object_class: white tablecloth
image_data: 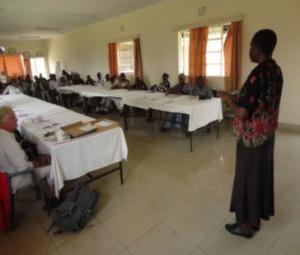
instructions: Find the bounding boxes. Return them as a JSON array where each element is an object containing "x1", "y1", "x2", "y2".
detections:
[
  {"x1": 0, "y1": 94, "x2": 128, "y2": 196},
  {"x1": 60, "y1": 86, "x2": 223, "y2": 132}
]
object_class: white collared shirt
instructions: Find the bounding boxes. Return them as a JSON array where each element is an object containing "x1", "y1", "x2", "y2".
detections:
[
  {"x1": 2, "y1": 85, "x2": 22, "y2": 95},
  {"x1": 0, "y1": 129, "x2": 33, "y2": 174}
]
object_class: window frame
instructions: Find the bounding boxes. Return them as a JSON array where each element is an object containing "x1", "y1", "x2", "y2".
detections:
[
  {"x1": 178, "y1": 23, "x2": 229, "y2": 77},
  {"x1": 30, "y1": 57, "x2": 47, "y2": 78},
  {"x1": 116, "y1": 40, "x2": 135, "y2": 75}
]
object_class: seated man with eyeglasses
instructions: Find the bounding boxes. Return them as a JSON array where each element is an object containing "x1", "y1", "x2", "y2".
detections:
[{"x1": 0, "y1": 106, "x2": 51, "y2": 194}]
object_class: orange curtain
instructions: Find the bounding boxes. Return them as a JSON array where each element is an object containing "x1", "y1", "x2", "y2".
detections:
[
  {"x1": 224, "y1": 21, "x2": 242, "y2": 92},
  {"x1": 0, "y1": 56, "x2": 5, "y2": 73},
  {"x1": 108, "y1": 43, "x2": 118, "y2": 76},
  {"x1": 134, "y1": 38, "x2": 143, "y2": 79},
  {"x1": 23, "y1": 58, "x2": 32, "y2": 77},
  {"x1": 188, "y1": 27, "x2": 208, "y2": 84},
  {"x1": 3, "y1": 54, "x2": 25, "y2": 79}
]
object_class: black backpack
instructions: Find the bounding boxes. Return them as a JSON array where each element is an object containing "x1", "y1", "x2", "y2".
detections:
[{"x1": 47, "y1": 183, "x2": 99, "y2": 234}]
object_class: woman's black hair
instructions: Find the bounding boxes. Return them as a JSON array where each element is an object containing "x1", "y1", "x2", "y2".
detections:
[{"x1": 252, "y1": 29, "x2": 277, "y2": 56}]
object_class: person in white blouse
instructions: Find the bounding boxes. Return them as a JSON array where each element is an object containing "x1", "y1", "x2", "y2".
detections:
[
  {"x1": 95, "y1": 72, "x2": 105, "y2": 87},
  {"x1": 0, "y1": 106, "x2": 51, "y2": 193},
  {"x1": 2, "y1": 78, "x2": 23, "y2": 95}
]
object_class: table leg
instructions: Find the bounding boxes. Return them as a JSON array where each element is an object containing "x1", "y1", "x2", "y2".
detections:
[
  {"x1": 190, "y1": 133, "x2": 193, "y2": 152},
  {"x1": 119, "y1": 161, "x2": 124, "y2": 184}
]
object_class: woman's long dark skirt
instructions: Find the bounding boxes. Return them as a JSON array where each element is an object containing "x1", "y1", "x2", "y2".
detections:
[{"x1": 230, "y1": 135, "x2": 275, "y2": 228}]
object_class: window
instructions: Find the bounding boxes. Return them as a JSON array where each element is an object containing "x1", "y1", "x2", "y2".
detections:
[
  {"x1": 206, "y1": 25, "x2": 228, "y2": 76},
  {"x1": 117, "y1": 41, "x2": 134, "y2": 74},
  {"x1": 30, "y1": 57, "x2": 47, "y2": 78},
  {"x1": 178, "y1": 31, "x2": 190, "y2": 76},
  {"x1": 178, "y1": 24, "x2": 229, "y2": 77}
]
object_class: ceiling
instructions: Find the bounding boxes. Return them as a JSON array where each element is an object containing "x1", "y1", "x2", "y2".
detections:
[{"x1": 0, "y1": 0, "x2": 164, "y2": 40}]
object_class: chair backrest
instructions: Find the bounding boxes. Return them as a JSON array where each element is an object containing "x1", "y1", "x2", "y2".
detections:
[{"x1": 0, "y1": 172, "x2": 12, "y2": 231}]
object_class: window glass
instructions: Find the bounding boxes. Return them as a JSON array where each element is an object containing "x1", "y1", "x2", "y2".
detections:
[
  {"x1": 117, "y1": 41, "x2": 134, "y2": 74},
  {"x1": 178, "y1": 23, "x2": 230, "y2": 77},
  {"x1": 30, "y1": 57, "x2": 47, "y2": 78}
]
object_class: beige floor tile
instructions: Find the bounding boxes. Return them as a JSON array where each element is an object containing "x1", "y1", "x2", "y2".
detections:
[
  {"x1": 95, "y1": 187, "x2": 137, "y2": 222},
  {"x1": 102, "y1": 204, "x2": 159, "y2": 246},
  {"x1": 191, "y1": 182, "x2": 231, "y2": 218},
  {"x1": 160, "y1": 169, "x2": 218, "y2": 200},
  {"x1": 118, "y1": 171, "x2": 161, "y2": 202},
  {"x1": 127, "y1": 223, "x2": 195, "y2": 255},
  {"x1": 200, "y1": 224, "x2": 272, "y2": 255},
  {"x1": 117, "y1": 248, "x2": 133, "y2": 255},
  {"x1": 253, "y1": 211, "x2": 291, "y2": 245},
  {"x1": 274, "y1": 214, "x2": 300, "y2": 255},
  {"x1": 132, "y1": 185, "x2": 187, "y2": 220},
  {"x1": 277, "y1": 151, "x2": 300, "y2": 176},
  {"x1": 49, "y1": 251, "x2": 61, "y2": 255},
  {"x1": 136, "y1": 166, "x2": 177, "y2": 187},
  {"x1": 58, "y1": 223, "x2": 124, "y2": 255},
  {"x1": 49, "y1": 216, "x2": 100, "y2": 248},
  {"x1": 164, "y1": 201, "x2": 223, "y2": 245},
  {"x1": 190, "y1": 247, "x2": 209, "y2": 255},
  {"x1": 266, "y1": 247, "x2": 289, "y2": 255},
  {"x1": 0, "y1": 220, "x2": 56, "y2": 255}
]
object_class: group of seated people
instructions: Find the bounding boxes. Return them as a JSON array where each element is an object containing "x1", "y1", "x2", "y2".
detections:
[{"x1": 1, "y1": 70, "x2": 215, "y2": 132}]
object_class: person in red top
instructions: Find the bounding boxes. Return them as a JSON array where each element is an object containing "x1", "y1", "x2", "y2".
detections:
[{"x1": 218, "y1": 29, "x2": 283, "y2": 238}]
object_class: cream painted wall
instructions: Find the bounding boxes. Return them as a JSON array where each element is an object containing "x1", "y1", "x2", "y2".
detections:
[
  {"x1": 0, "y1": 39, "x2": 47, "y2": 58},
  {"x1": 47, "y1": 0, "x2": 300, "y2": 126}
]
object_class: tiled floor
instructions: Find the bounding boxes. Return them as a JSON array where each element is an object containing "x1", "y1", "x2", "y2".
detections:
[{"x1": 1, "y1": 113, "x2": 300, "y2": 255}]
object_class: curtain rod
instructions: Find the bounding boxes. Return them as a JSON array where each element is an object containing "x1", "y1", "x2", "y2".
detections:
[
  {"x1": 108, "y1": 34, "x2": 140, "y2": 44},
  {"x1": 174, "y1": 15, "x2": 243, "y2": 31}
]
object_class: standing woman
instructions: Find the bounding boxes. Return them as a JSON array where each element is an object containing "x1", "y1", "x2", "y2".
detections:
[{"x1": 218, "y1": 29, "x2": 283, "y2": 238}]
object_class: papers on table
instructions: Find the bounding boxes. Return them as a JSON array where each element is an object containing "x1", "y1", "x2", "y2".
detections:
[
  {"x1": 79, "y1": 124, "x2": 97, "y2": 132},
  {"x1": 94, "y1": 120, "x2": 115, "y2": 128}
]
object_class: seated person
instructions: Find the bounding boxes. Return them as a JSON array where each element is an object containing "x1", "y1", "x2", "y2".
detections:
[
  {"x1": 41, "y1": 77, "x2": 51, "y2": 101},
  {"x1": 148, "y1": 73, "x2": 171, "y2": 121},
  {"x1": 72, "y1": 73, "x2": 84, "y2": 85},
  {"x1": 49, "y1": 74, "x2": 60, "y2": 103},
  {"x1": 97, "y1": 75, "x2": 118, "y2": 113},
  {"x1": 158, "y1": 73, "x2": 171, "y2": 92},
  {"x1": 0, "y1": 71, "x2": 7, "y2": 84},
  {"x1": 85, "y1": 75, "x2": 95, "y2": 85},
  {"x1": 150, "y1": 73, "x2": 171, "y2": 92},
  {"x1": 167, "y1": 73, "x2": 190, "y2": 95},
  {"x1": 101, "y1": 73, "x2": 113, "y2": 90},
  {"x1": 0, "y1": 106, "x2": 51, "y2": 194},
  {"x1": 192, "y1": 75, "x2": 214, "y2": 99},
  {"x1": 61, "y1": 70, "x2": 73, "y2": 85},
  {"x1": 111, "y1": 73, "x2": 131, "y2": 89},
  {"x1": 161, "y1": 74, "x2": 190, "y2": 131},
  {"x1": 32, "y1": 75, "x2": 43, "y2": 99},
  {"x1": 2, "y1": 78, "x2": 23, "y2": 95},
  {"x1": 95, "y1": 72, "x2": 105, "y2": 86},
  {"x1": 59, "y1": 76, "x2": 73, "y2": 108},
  {"x1": 130, "y1": 77, "x2": 147, "y2": 90},
  {"x1": 22, "y1": 74, "x2": 33, "y2": 96}
]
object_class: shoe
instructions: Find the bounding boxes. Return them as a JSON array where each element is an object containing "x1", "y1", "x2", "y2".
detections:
[{"x1": 225, "y1": 223, "x2": 255, "y2": 238}]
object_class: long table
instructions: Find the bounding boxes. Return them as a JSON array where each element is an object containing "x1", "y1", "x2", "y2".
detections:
[
  {"x1": 59, "y1": 85, "x2": 223, "y2": 131},
  {"x1": 60, "y1": 85, "x2": 223, "y2": 151},
  {"x1": 0, "y1": 94, "x2": 128, "y2": 196}
]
